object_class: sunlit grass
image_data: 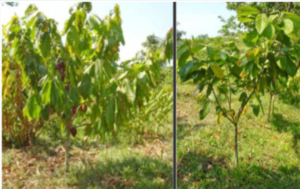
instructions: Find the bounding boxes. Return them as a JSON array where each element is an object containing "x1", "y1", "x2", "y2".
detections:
[{"x1": 177, "y1": 80, "x2": 300, "y2": 188}]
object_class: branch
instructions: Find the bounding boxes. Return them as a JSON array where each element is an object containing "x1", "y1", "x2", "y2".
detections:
[
  {"x1": 237, "y1": 65, "x2": 265, "y2": 120},
  {"x1": 211, "y1": 83, "x2": 235, "y2": 125},
  {"x1": 226, "y1": 63, "x2": 232, "y2": 109}
]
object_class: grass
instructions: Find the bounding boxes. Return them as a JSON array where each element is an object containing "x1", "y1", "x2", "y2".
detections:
[
  {"x1": 2, "y1": 67, "x2": 173, "y2": 189},
  {"x1": 177, "y1": 80, "x2": 300, "y2": 188}
]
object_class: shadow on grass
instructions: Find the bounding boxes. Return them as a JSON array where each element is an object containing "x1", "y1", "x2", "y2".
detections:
[
  {"x1": 72, "y1": 156, "x2": 172, "y2": 189},
  {"x1": 177, "y1": 151, "x2": 300, "y2": 189},
  {"x1": 271, "y1": 113, "x2": 300, "y2": 160},
  {"x1": 177, "y1": 122, "x2": 208, "y2": 140}
]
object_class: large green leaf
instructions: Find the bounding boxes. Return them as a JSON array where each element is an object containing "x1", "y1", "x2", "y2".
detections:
[
  {"x1": 286, "y1": 57, "x2": 297, "y2": 77},
  {"x1": 179, "y1": 61, "x2": 196, "y2": 82},
  {"x1": 276, "y1": 56, "x2": 287, "y2": 71},
  {"x1": 262, "y1": 23, "x2": 275, "y2": 40},
  {"x1": 23, "y1": 94, "x2": 42, "y2": 121},
  {"x1": 24, "y1": 4, "x2": 38, "y2": 18},
  {"x1": 256, "y1": 14, "x2": 268, "y2": 34},
  {"x1": 91, "y1": 104, "x2": 100, "y2": 125},
  {"x1": 123, "y1": 78, "x2": 136, "y2": 103},
  {"x1": 38, "y1": 32, "x2": 51, "y2": 59},
  {"x1": 199, "y1": 101, "x2": 211, "y2": 120},
  {"x1": 237, "y1": 6, "x2": 260, "y2": 16},
  {"x1": 284, "y1": 12, "x2": 300, "y2": 32},
  {"x1": 79, "y1": 74, "x2": 92, "y2": 98},
  {"x1": 211, "y1": 64, "x2": 224, "y2": 79},
  {"x1": 206, "y1": 46, "x2": 214, "y2": 60},
  {"x1": 41, "y1": 79, "x2": 52, "y2": 105},
  {"x1": 106, "y1": 98, "x2": 115, "y2": 128},
  {"x1": 283, "y1": 19, "x2": 294, "y2": 35},
  {"x1": 250, "y1": 104, "x2": 260, "y2": 116},
  {"x1": 62, "y1": 14, "x2": 75, "y2": 35}
]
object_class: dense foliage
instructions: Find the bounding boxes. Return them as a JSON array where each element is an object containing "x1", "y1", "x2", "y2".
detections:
[{"x1": 2, "y1": 2, "x2": 173, "y2": 171}]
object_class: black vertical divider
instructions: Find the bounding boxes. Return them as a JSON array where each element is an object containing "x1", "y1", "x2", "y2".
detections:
[{"x1": 173, "y1": 2, "x2": 177, "y2": 189}]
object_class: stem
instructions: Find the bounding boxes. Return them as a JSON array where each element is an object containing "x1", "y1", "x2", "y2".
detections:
[
  {"x1": 226, "y1": 63, "x2": 232, "y2": 110},
  {"x1": 65, "y1": 121, "x2": 71, "y2": 172},
  {"x1": 268, "y1": 93, "x2": 273, "y2": 122},
  {"x1": 272, "y1": 95, "x2": 275, "y2": 115},
  {"x1": 237, "y1": 65, "x2": 266, "y2": 121},
  {"x1": 234, "y1": 123, "x2": 239, "y2": 166},
  {"x1": 211, "y1": 84, "x2": 235, "y2": 125}
]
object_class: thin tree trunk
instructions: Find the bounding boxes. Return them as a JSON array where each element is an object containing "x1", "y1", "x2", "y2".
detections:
[
  {"x1": 65, "y1": 122, "x2": 71, "y2": 172},
  {"x1": 234, "y1": 123, "x2": 239, "y2": 166},
  {"x1": 272, "y1": 95, "x2": 275, "y2": 115},
  {"x1": 268, "y1": 93, "x2": 273, "y2": 122}
]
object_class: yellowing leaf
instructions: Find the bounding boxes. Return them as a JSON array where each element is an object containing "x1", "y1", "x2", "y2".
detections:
[
  {"x1": 217, "y1": 111, "x2": 223, "y2": 124},
  {"x1": 226, "y1": 110, "x2": 235, "y2": 118},
  {"x1": 243, "y1": 106, "x2": 248, "y2": 114},
  {"x1": 240, "y1": 70, "x2": 245, "y2": 78},
  {"x1": 234, "y1": 115, "x2": 239, "y2": 124},
  {"x1": 253, "y1": 48, "x2": 261, "y2": 56},
  {"x1": 211, "y1": 64, "x2": 224, "y2": 79}
]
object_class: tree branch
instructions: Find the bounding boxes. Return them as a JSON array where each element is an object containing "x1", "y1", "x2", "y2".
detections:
[
  {"x1": 237, "y1": 66, "x2": 265, "y2": 120},
  {"x1": 210, "y1": 83, "x2": 235, "y2": 125},
  {"x1": 226, "y1": 63, "x2": 232, "y2": 109}
]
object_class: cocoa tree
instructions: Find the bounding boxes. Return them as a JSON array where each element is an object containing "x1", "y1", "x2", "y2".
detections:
[
  {"x1": 178, "y1": 5, "x2": 300, "y2": 165},
  {"x1": 2, "y1": 2, "x2": 172, "y2": 171}
]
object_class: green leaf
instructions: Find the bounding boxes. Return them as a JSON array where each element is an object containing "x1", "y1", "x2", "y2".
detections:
[
  {"x1": 91, "y1": 104, "x2": 100, "y2": 125},
  {"x1": 283, "y1": 19, "x2": 294, "y2": 34},
  {"x1": 250, "y1": 104, "x2": 260, "y2": 116},
  {"x1": 256, "y1": 14, "x2": 268, "y2": 34},
  {"x1": 23, "y1": 94, "x2": 42, "y2": 120},
  {"x1": 62, "y1": 14, "x2": 75, "y2": 35},
  {"x1": 286, "y1": 57, "x2": 297, "y2": 77},
  {"x1": 38, "y1": 32, "x2": 51, "y2": 59},
  {"x1": 80, "y1": 74, "x2": 92, "y2": 98},
  {"x1": 268, "y1": 14, "x2": 278, "y2": 23},
  {"x1": 24, "y1": 4, "x2": 38, "y2": 18},
  {"x1": 284, "y1": 12, "x2": 300, "y2": 32},
  {"x1": 206, "y1": 46, "x2": 214, "y2": 60},
  {"x1": 276, "y1": 56, "x2": 287, "y2": 70},
  {"x1": 106, "y1": 98, "x2": 115, "y2": 127},
  {"x1": 239, "y1": 92, "x2": 247, "y2": 102},
  {"x1": 179, "y1": 61, "x2": 196, "y2": 82},
  {"x1": 211, "y1": 64, "x2": 224, "y2": 79},
  {"x1": 237, "y1": 6, "x2": 260, "y2": 16},
  {"x1": 41, "y1": 79, "x2": 52, "y2": 105},
  {"x1": 123, "y1": 78, "x2": 136, "y2": 103},
  {"x1": 199, "y1": 101, "x2": 211, "y2": 120},
  {"x1": 238, "y1": 16, "x2": 254, "y2": 23},
  {"x1": 262, "y1": 23, "x2": 275, "y2": 40}
]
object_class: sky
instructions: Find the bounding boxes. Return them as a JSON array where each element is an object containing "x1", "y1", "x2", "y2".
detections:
[
  {"x1": 1, "y1": 2, "x2": 172, "y2": 62},
  {"x1": 178, "y1": 2, "x2": 236, "y2": 38}
]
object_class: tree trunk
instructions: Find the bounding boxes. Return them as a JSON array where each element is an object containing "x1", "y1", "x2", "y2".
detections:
[
  {"x1": 65, "y1": 122, "x2": 71, "y2": 172},
  {"x1": 234, "y1": 123, "x2": 239, "y2": 166},
  {"x1": 268, "y1": 93, "x2": 273, "y2": 122},
  {"x1": 272, "y1": 95, "x2": 275, "y2": 115}
]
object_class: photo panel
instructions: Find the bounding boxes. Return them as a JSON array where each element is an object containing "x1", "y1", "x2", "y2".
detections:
[
  {"x1": 177, "y1": 2, "x2": 300, "y2": 188},
  {"x1": 2, "y1": 2, "x2": 174, "y2": 188}
]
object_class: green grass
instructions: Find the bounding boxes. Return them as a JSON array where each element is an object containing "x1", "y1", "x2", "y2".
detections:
[
  {"x1": 2, "y1": 67, "x2": 173, "y2": 189},
  {"x1": 177, "y1": 80, "x2": 300, "y2": 188},
  {"x1": 3, "y1": 133, "x2": 172, "y2": 188}
]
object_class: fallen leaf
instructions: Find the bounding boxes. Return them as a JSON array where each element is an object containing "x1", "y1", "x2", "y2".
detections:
[{"x1": 214, "y1": 133, "x2": 220, "y2": 140}]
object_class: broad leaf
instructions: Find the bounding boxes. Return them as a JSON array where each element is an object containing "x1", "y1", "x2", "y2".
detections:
[
  {"x1": 211, "y1": 64, "x2": 224, "y2": 79},
  {"x1": 256, "y1": 14, "x2": 268, "y2": 34},
  {"x1": 199, "y1": 101, "x2": 211, "y2": 120}
]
